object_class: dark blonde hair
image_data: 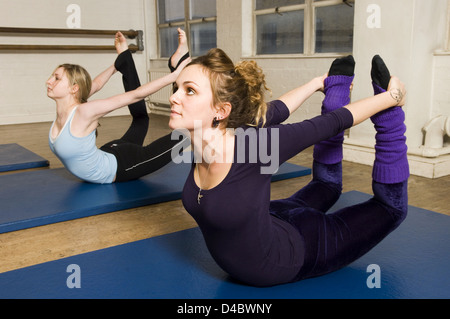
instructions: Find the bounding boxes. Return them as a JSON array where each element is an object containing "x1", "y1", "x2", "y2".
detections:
[
  {"x1": 189, "y1": 48, "x2": 270, "y2": 128},
  {"x1": 58, "y1": 64, "x2": 92, "y2": 103}
]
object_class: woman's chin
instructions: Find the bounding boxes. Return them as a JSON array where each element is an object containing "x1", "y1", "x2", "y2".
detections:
[{"x1": 168, "y1": 119, "x2": 176, "y2": 130}]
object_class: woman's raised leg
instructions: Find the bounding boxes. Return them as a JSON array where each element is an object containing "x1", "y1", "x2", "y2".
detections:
[
  {"x1": 270, "y1": 56, "x2": 355, "y2": 214},
  {"x1": 291, "y1": 56, "x2": 408, "y2": 281},
  {"x1": 112, "y1": 32, "x2": 149, "y2": 145},
  {"x1": 168, "y1": 28, "x2": 190, "y2": 72}
]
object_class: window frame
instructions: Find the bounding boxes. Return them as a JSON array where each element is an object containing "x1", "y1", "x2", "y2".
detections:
[
  {"x1": 253, "y1": 0, "x2": 354, "y2": 57},
  {"x1": 155, "y1": 0, "x2": 217, "y2": 58},
  {"x1": 446, "y1": 0, "x2": 450, "y2": 51}
]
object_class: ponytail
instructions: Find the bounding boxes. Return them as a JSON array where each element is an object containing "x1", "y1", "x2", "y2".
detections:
[{"x1": 234, "y1": 60, "x2": 270, "y2": 127}]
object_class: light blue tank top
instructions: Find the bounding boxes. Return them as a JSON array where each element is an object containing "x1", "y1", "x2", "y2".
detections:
[{"x1": 49, "y1": 107, "x2": 117, "y2": 184}]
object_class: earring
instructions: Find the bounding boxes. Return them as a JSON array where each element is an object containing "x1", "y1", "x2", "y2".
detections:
[{"x1": 212, "y1": 117, "x2": 220, "y2": 128}]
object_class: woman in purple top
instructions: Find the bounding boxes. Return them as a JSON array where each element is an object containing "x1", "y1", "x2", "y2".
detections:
[{"x1": 169, "y1": 43, "x2": 408, "y2": 286}]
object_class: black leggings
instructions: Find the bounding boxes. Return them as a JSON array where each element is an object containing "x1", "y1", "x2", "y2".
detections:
[{"x1": 100, "y1": 50, "x2": 189, "y2": 182}]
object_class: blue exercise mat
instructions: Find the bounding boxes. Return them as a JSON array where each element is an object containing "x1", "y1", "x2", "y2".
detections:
[
  {"x1": 0, "y1": 191, "x2": 448, "y2": 299},
  {"x1": 0, "y1": 143, "x2": 49, "y2": 172},
  {"x1": 0, "y1": 160, "x2": 310, "y2": 234}
]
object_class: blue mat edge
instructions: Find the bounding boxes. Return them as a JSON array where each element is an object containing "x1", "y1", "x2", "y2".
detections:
[
  {"x1": 0, "y1": 143, "x2": 49, "y2": 172},
  {"x1": 0, "y1": 160, "x2": 50, "y2": 172}
]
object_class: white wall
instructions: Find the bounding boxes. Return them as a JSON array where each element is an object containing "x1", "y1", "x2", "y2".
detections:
[
  {"x1": 349, "y1": 0, "x2": 448, "y2": 149},
  {"x1": 431, "y1": 54, "x2": 450, "y2": 120},
  {"x1": 345, "y1": 0, "x2": 450, "y2": 177},
  {"x1": 0, "y1": 0, "x2": 149, "y2": 125}
]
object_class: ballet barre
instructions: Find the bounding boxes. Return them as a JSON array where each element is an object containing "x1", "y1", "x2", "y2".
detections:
[{"x1": 0, "y1": 27, "x2": 144, "y2": 52}]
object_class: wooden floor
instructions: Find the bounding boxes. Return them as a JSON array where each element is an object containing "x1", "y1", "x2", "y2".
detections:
[{"x1": 0, "y1": 114, "x2": 449, "y2": 274}]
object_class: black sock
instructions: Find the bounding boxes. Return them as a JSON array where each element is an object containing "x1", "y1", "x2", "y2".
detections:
[
  {"x1": 371, "y1": 55, "x2": 390, "y2": 90},
  {"x1": 168, "y1": 52, "x2": 190, "y2": 72},
  {"x1": 328, "y1": 55, "x2": 355, "y2": 76}
]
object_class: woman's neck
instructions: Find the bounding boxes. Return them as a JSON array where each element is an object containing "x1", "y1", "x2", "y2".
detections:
[
  {"x1": 55, "y1": 97, "x2": 79, "y2": 119},
  {"x1": 191, "y1": 127, "x2": 235, "y2": 166}
]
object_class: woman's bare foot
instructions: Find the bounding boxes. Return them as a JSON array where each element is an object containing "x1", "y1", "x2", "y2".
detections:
[
  {"x1": 170, "y1": 28, "x2": 189, "y2": 69},
  {"x1": 115, "y1": 31, "x2": 129, "y2": 54}
]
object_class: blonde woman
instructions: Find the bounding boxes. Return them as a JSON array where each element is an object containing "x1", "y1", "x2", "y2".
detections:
[{"x1": 47, "y1": 32, "x2": 190, "y2": 183}]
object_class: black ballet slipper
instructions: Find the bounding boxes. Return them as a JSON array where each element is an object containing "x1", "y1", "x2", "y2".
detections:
[
  {"x1": 371, "y1": 55, "x2": 391, "y2": 91},
  {"x1": 168, "y1": 52, "x2": 190, "y2": 72},
  {"x1": 328, "y1": 55, "x2": 355, "y2": 77}
]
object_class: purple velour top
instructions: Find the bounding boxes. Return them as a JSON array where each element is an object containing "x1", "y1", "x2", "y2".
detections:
[{"x1": 182, "y1": 100, "x2": 354, "y2": 286}]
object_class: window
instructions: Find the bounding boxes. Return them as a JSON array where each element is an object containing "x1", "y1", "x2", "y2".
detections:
[
  {"x1": 254, "y1": 0, "x2": 354, "y2": 55},
  {"x1": 157, "y1": 0, "x2": 217, "y2": 58}
]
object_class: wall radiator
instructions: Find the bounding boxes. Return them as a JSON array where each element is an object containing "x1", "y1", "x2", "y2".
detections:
[{"x1": 148, "y1": 70, "x2": 172, "y2": 115}]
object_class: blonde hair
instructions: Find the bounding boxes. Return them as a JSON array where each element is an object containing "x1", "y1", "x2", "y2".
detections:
[
  {"x1": 57, "y1": 64, "x2": 92, "y2": 103},
  {"x1": 189, "y1": 48, "x2": 270, "y2": 128}
]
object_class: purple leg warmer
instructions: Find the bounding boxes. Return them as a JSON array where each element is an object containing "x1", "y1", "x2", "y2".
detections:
[
  {"x1": 313, "y1": 75, "x2": 354, "y2": 165},
  {"x1": 371, "y1": 83, "x2": 409, "y2": 184}
]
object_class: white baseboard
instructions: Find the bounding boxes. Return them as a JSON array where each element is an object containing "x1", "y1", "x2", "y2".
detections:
[{"x1": 343, "y1": 141, "x2": 450, "y2": 179}]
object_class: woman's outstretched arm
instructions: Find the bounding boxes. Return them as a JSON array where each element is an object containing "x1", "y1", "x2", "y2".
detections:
[
  {"x1": 89, "y1": 65, "x2": 117, "y2": 97},
  {"x1": 80, "y1": 57, "x2": 191, "y2": 121},
  {"x1": 345, "y1": 76, "x2": 406, "y2": 126},
  {"x1": 277, "y1": 74, "x2": 326, "y2": 115},
  {"x1": 88, "y1": 31, "x2": 131, "y2": 97}
]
